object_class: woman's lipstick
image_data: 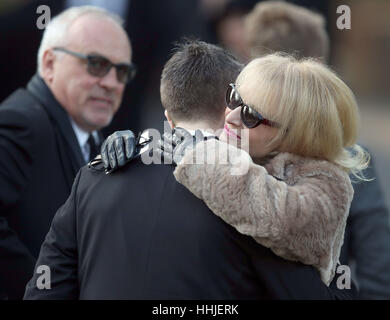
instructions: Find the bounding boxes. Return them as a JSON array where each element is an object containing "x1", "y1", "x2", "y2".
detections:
[{"x1": 224, "y1": 125, "x2": 241, "y2": 140}]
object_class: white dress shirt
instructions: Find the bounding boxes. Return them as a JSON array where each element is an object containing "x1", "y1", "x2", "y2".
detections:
[{"x1": 69, "y1": 118, "x2": 100, "y2": 163}]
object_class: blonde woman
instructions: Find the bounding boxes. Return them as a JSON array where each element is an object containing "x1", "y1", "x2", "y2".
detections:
[{"x1": 103, "y1": 54, "x2": 369, "y2": 286}]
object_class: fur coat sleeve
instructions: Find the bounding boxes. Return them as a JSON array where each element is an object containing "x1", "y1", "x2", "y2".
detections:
[{"x1": 173, "y1": 139, "x2": 354, "y2": 285}]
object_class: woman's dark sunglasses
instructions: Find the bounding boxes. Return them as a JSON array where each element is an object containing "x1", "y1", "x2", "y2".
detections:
[
  {"x1": 53, "y1": 47, "x2": 136, "y2": 84},
  {"x1": 225, "y1": 83, "x2": 279, "y2": 129}
]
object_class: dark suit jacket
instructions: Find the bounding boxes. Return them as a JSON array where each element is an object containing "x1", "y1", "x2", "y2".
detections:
[
  {"x1": 0, "y1": 74, "x2": 87, "y2": 299},
  {"x1": 24, "y1": 153, "x2": 356, "y2": 300}
]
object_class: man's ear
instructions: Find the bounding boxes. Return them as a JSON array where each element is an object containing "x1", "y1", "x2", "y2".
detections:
[
  {"x1": 41, "y1": 49, "x2": 56, "y2": 83},
  {"x1": 164, "y1": 110, "x2": 175, "y2": 129}
]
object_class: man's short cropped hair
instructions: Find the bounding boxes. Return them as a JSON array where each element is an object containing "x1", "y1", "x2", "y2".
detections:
[
  {"x1": 160, "y1": 40, "x2": 243, "y2": 125},
  {"x1": 245, "y1": 1, "x2": 329, "y2": 61}
]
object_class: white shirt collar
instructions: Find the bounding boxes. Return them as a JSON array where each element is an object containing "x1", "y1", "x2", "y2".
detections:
[
  {"x1": 70, "y1": 118, "x2": 89, "y2": 147},
  {"x1": 69, "y1": 117, "x2": 99, "y2": 163}
]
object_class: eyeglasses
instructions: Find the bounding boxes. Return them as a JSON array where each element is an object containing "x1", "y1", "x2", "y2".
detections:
[
  {"x1": 52, "y1": 47, "x2": 136, "y2": 84},
  {"x1": 225, "y1": 83, "x2": 279, "y2": 129}
]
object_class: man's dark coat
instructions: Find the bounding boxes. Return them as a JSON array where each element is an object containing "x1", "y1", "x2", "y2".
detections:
[{"x1": 0, "y1": 75, "x2": 88, "y2": 299}]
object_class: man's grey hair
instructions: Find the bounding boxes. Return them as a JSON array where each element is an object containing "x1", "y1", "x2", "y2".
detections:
[{"x1": 37, "y1": 6, "x2": 124, "y2": 76}]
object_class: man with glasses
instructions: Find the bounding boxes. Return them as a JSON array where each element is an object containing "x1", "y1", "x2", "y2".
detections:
[
  {"x1": 25, "y1": 40, "x2": 355, "y2": 299},
  {"x1": 0, "y1": 6, "x2": 133, "y2": 299}
]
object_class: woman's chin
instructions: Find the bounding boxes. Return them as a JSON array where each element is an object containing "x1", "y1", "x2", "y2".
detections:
[{"x1": 219, "y1": 130, "x2": 242, "y2": 148}]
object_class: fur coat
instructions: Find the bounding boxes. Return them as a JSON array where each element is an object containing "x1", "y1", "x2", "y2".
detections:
[{"x1": 173, "y1": 139, "x2": 354, "y2": 285}]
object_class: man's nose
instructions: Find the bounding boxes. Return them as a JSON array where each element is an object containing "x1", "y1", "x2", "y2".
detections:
[
  {"x1": 225, "y1": 106, "x2": 242, "y2": 127},
  {"x1": 99, "y1": 67, "x2": 121, "y2": 90}
]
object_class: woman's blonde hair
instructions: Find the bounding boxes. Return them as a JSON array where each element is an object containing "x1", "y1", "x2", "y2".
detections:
[{"x1": 236, "y1": 53, "x2": 370, "y2": 180}]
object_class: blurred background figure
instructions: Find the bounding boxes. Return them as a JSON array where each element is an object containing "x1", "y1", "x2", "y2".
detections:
[
  {"x1": 203, "y1": 0, "x2": 257, "y2": 62},
  {"x1": 0, "y1": 0, "x2": 389, "y2": 299},
  {"x1": 244, "y1": 0, "x2": 329, "y2": 61},
  {"x1": 203, "y1": 0, "x2": 327, "y2": 63}
]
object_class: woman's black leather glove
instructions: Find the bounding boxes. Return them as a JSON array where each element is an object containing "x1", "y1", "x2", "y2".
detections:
[
  {"x1": 157, "y1": 128, "x2": 211, "y2": 165},
  {"x1": 101, "y1": 128, "x2": 214, "y2": 170},
  {"x1": 100, "y1": 130, "x2": 137, "y2": 170}
]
